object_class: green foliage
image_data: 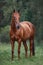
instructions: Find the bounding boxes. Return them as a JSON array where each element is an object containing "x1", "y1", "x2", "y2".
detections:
[
  {"x1": 0, "y1": 0, "x2": 43, "y2": 43},
  {"x1": 0, "y1": 26, "x2": 10, "y2": 43}
]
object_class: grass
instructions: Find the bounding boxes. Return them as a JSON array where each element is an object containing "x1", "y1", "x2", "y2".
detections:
[{"x1": 0, "y1": 42, "x2": 43, "y2": 65}]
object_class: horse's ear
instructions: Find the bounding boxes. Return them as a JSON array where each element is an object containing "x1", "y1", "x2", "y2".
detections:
[
  {"x1": 13, "y1": 9, "x2": 15, "y2": 13},
  {"x1": 18, "y1": 10, "x2": 20, "y2": 13},
  {"x1": 18, "y1": 9, "x2": 21, "y2": 16}
]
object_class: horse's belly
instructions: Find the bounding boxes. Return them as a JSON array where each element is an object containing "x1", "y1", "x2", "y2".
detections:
[{"x1": 23, "y1": 29, "x2": 31, "y2": 40}]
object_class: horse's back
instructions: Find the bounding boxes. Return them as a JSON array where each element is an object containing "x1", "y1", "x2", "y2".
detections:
[
  {"x1": 20, "y1": 21, "x2": 35, "y2": 34},
  {"x1": 20, "y1": 21, "x2": 35, "y2": 30}
]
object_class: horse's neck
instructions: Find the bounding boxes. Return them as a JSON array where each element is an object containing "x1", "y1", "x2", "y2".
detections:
[{"x1": 11, "y1": 21, "x2": 16, "y2": 32}]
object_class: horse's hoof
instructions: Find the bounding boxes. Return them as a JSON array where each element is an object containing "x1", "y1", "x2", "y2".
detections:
[
  {"x1": 18, "y1": 56, "x2": 21, "y2": 60},
  {"x1": 33, "y1": 52, "x2": 35, "y2": 56}
]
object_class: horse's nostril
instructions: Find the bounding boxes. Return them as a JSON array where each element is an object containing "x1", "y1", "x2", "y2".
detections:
[{"x1": 14, "y1": 16, "x2": 16, "y2": 19}]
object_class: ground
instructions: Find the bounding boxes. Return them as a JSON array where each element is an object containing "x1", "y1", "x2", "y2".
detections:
[{"x1": 0, "y1": 42, "x2": 43, "y2": 65}]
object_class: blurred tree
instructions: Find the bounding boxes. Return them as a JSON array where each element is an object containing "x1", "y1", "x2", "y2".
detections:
[
  {"x1": 0, "y1": 0, "x2": 43, "y2": 43},
  {"x1": 0, "y1": 0, "x2": 6, "y2": 27}
]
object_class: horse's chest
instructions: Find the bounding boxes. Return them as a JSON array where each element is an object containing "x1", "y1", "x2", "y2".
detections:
[
  {"x1": 14, "y1": 30, "x2": 20, "y2": 39},
  {"x1": 10, "y1": 30, "x2": 19, "y2": 40}
]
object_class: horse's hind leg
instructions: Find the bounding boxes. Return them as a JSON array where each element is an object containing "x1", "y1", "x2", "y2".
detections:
[
  {"x1": 23, "y1": 41, "x2": 28, "y2": 58},
  {"x1": 29, "y1": 38, "x2": 35, "y2": 56}
]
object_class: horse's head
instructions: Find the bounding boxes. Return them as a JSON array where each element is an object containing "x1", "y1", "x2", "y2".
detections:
[
  {"x1": 12, "y1": 9, "x2": 20, "y2": 23},
  {"x1": 11, "y1": 9, "x2": 20, "y2": 29}
]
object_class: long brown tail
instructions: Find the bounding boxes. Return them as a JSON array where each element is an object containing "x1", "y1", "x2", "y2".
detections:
[{"x1": 32, "y1": 40, "x2": 35, "y2": 56}]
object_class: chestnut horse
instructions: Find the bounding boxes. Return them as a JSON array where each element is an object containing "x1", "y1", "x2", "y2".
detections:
[{"x1": 10, "y1": 10, "x2": 35, "y2": 60}]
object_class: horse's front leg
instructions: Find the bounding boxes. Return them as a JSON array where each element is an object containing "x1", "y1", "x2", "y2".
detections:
[
  {"x1": 11, "y1": 39, "x2": 15, "y2": 60},
  {"x1": 18, "y1": 39, "x2": 21, "y2": 58}
]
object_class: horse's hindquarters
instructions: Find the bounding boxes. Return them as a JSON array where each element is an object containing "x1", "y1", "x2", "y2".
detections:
[{"x1": 20, "y1": 22, "x2": 34, "y2": 40}]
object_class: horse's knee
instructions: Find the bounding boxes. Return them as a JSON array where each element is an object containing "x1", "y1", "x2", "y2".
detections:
[
  {"x1": 25, "y1": 47, "x2": 28, "y2": 52},
  {"x1": 18, "y1": 50, "x2": 20, "y2": 54},
  {"x1": 12, "y1": 51, "x2": 14, "y2": 56},
  {"x1": 12, "y1": 50, "x2": 14, "y2": 53},
  {"x1": 25, "y1": 45, "x2": 28, "y2": 51}
]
